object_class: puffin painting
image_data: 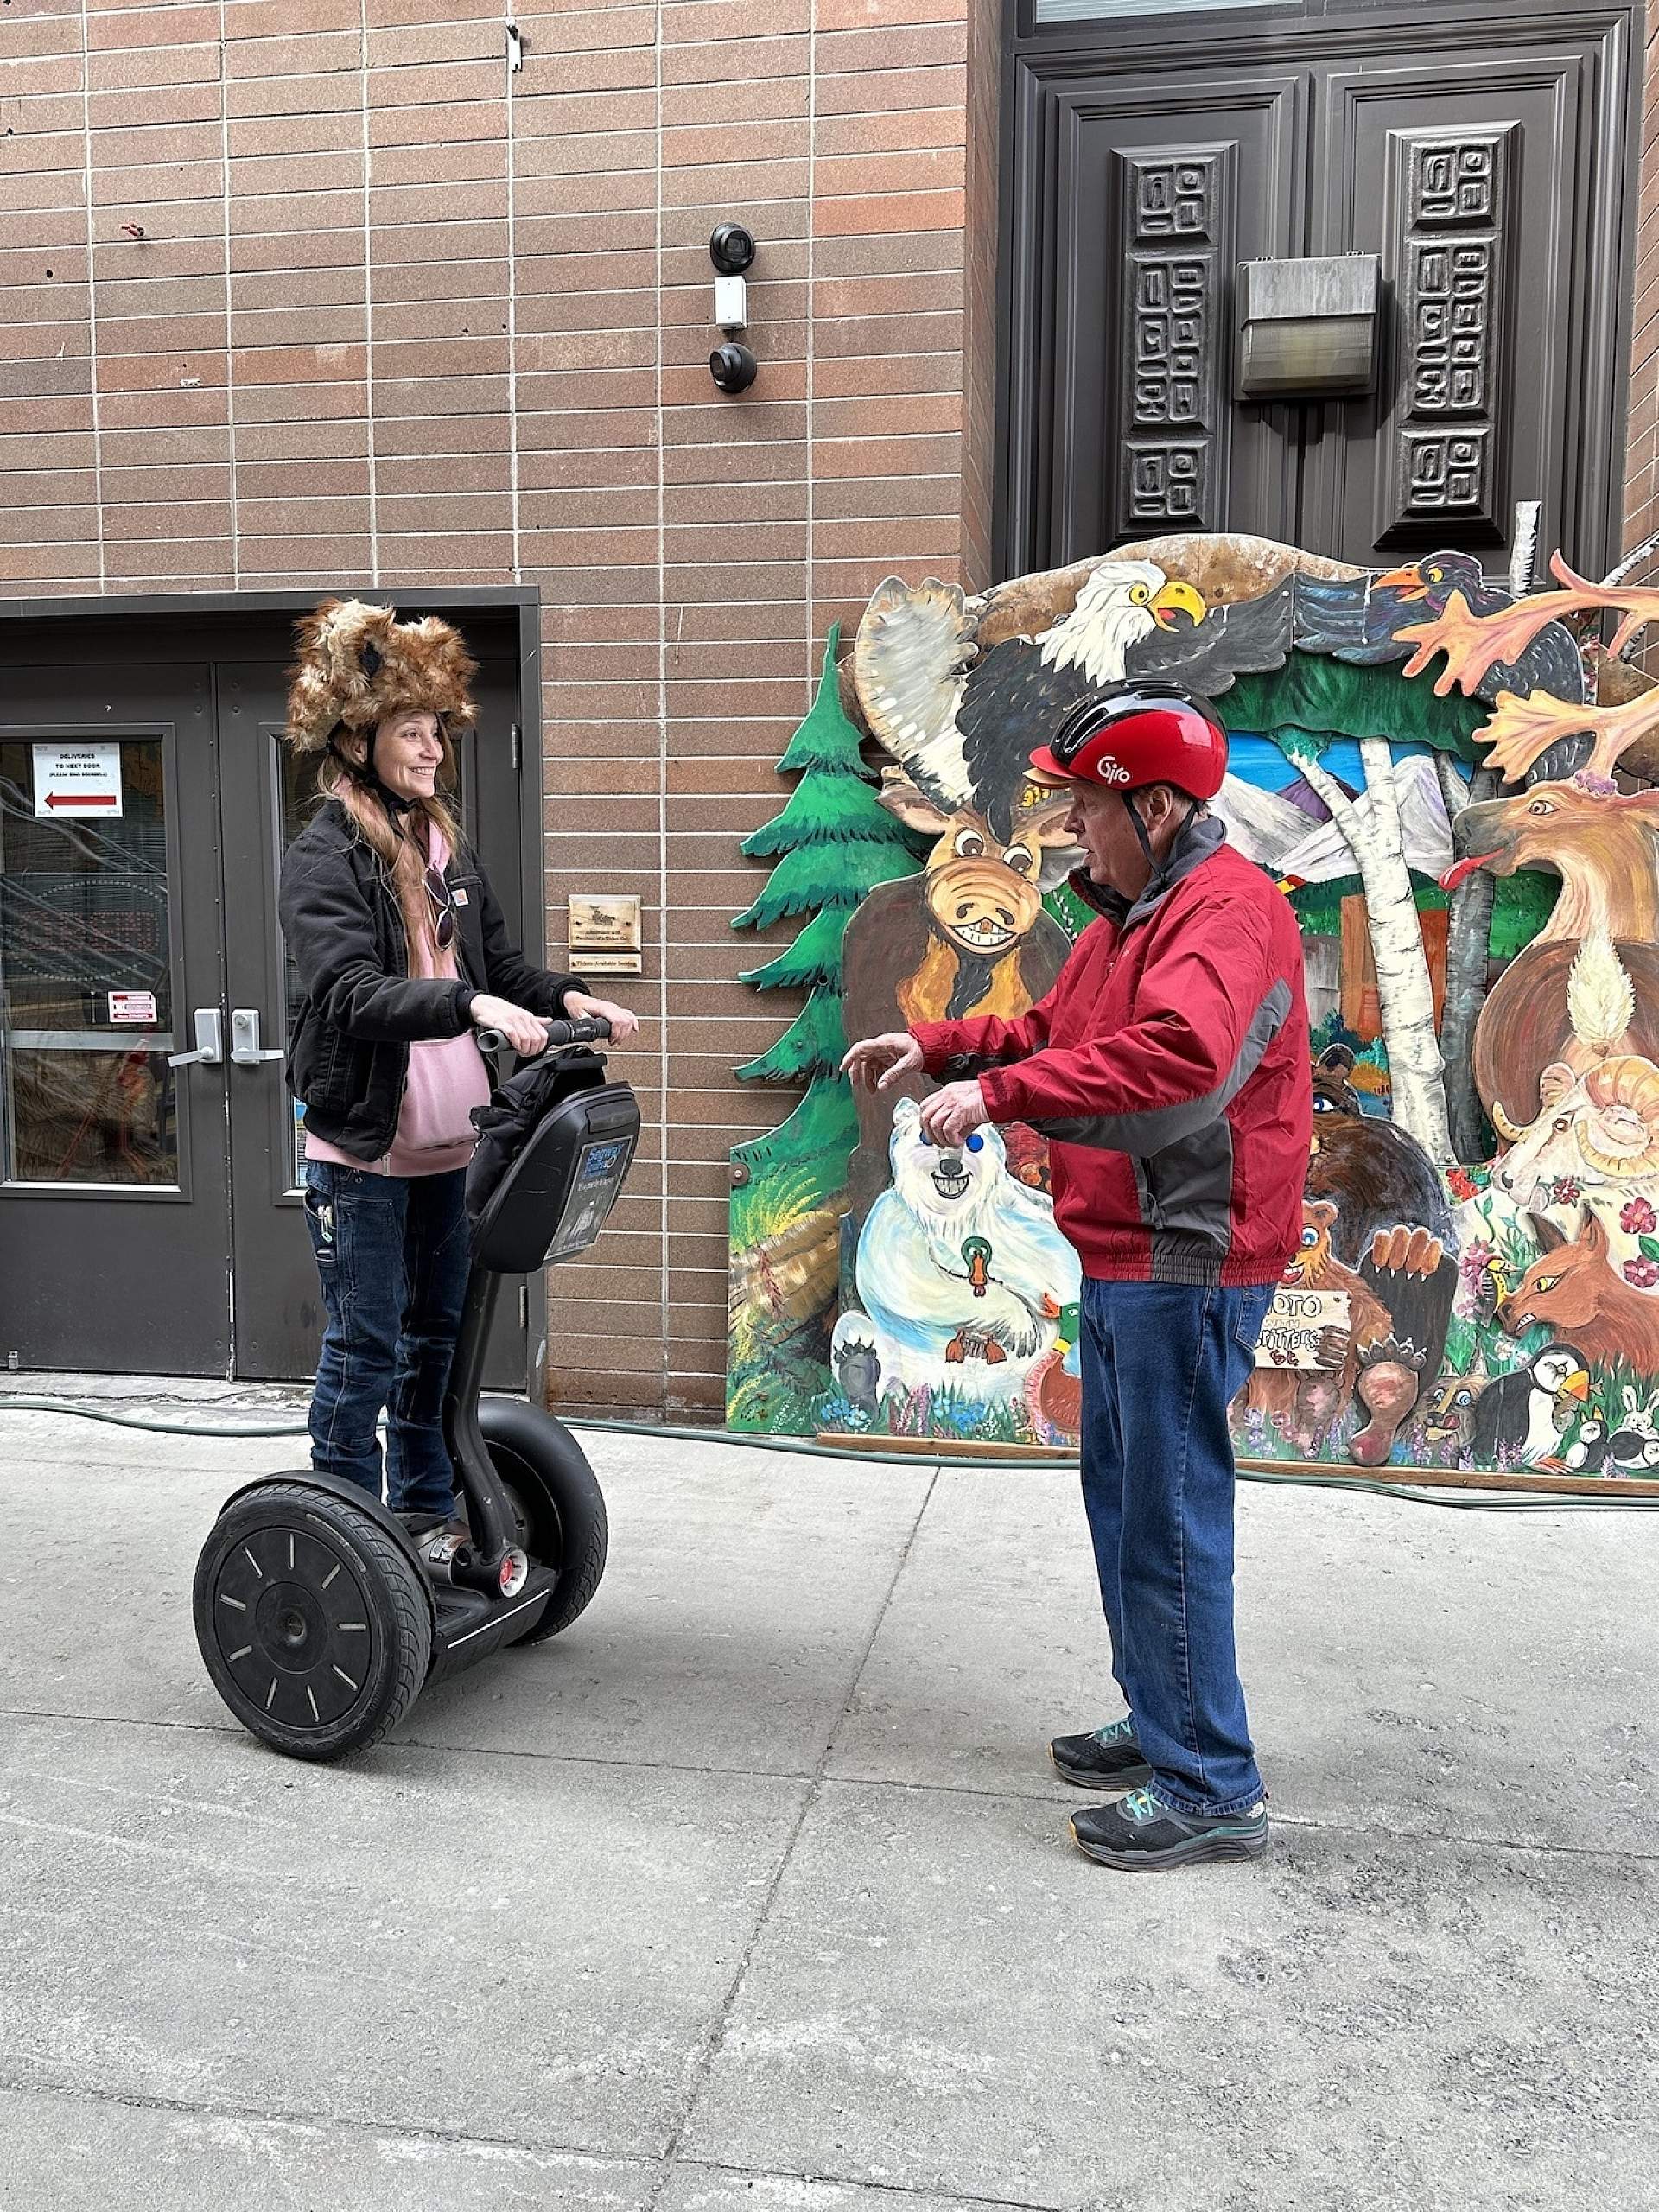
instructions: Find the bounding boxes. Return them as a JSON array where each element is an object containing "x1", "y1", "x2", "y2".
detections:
[{"x1": 1469, "y1": 1343, "x2": 1592, "y2": 1467}]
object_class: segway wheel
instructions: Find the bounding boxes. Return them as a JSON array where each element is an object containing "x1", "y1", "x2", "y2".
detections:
[
  {"x1": 487, "y1": 1436, "x2": 608, "y2": 1645},
  {"x1": 194, "y1": 1483, "x2": 433, "y2": 1760}
]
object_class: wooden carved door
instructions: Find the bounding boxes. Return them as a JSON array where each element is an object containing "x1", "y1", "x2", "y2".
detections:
[{"x1": 1004, "y1": 0, "x2": 1640, "y2": 576}]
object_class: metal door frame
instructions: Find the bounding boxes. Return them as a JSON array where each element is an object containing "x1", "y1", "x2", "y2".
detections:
[
  {"x1": 995, "y1": 0, "x2": 1645, "y2": 575},
  {"x1": 0, "y1": 588, "x2": 544, "y2": 965},
  {"x1": 0, "y1": 587, "x2": 546, "y2": 1385}
]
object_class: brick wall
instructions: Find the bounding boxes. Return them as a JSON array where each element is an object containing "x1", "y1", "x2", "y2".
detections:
[{"x1": 0, "y1": 0, "x2": 999, "y2": 1415}]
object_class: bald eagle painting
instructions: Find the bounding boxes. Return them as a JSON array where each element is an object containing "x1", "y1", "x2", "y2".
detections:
[
  {"x1": 851, "y1": 539, "x2": 1575, "y2": 1167},
  {"x1": 855, "y1": 556, "x2": 1292, "y2": 837},
  {"x1": 726, "y1": 528, "x2": 1659, "y2": 1489}
]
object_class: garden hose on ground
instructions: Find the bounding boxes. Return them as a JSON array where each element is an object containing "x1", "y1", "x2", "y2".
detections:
[{"x1": 2, "y1": 1395, "x2": 1658, "y2": 1510}]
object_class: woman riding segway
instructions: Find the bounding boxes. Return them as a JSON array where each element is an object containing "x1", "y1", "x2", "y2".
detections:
[{"x1": 277, "y1": 596, "x2": 638, "y2": 1544}]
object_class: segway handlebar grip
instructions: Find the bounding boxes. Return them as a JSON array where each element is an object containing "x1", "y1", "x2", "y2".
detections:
[{"x1": 476, "y1": 1016, "x2": 612, "y2": 1058}]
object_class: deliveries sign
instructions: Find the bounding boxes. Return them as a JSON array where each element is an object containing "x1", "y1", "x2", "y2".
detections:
[
  {"x1": 33, "y1": 741, "x2": 124, "y2": 818},
  {"x1": 1254, "y1": 1287, "x2": 1351, "y2": 1371}
]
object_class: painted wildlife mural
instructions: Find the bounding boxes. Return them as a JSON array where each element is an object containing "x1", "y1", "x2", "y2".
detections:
[{"x1": 728, "y1": 530, "x2": 1659, "y2": 1484}]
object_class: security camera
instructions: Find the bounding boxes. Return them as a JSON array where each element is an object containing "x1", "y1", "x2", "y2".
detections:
[
  {"x1": 709, "y1": 222, "x2": 756, "y2": 276},
  {"x1": 709, "y1": 341, "x2": 759, "y2": 394}
]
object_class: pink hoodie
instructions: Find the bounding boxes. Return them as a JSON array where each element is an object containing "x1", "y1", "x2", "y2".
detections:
[{"x1": 303, "y1": 824, "x2": 491, "y2": 1178}]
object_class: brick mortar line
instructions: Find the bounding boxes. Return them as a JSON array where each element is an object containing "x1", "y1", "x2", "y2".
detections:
[
  {"x1": 77, "y1": 3, "x2": 106, "y2": 594},
  {"x1": 805, "y1": 0, "x2": 817, "y2": 686},
  {"x1": 638, "y1": 1461, "x2": 945, "y2": 2210},
  {"x1": 217, "y1": 0, "x2": 240, "y2": 585},
  {"x1": 655, "y1": 0, "x2": 672, "y2": 1403},
  {"x1": 358, "y1": 0, "x2": 379, "y2": 584},
  {"x1": 505, "y1": 11, "x2": 522, "y2": 583}
]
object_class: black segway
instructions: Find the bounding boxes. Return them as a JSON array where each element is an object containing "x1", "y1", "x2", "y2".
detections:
[{"x1": 193, "y1": 1017, "x2": 639, "y2": 1759}]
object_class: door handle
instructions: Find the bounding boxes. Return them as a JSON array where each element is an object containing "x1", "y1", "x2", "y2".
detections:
[
  {"x1": 230, "y1": 1008, "x2": 285, "y2": 1066},
  {"x1": 168, "y1": 1008, "x2": 224, "y2": 1068}
]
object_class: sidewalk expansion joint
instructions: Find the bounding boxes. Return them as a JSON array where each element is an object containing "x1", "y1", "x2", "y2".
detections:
[
  {"x1": 3, "y1": 1700, "x2": 1654, "y2": 1866},
  {"x1": 640, "y1": 1462, "x2": 945, "y2": 2211},
  {"x1": 0, "y1": 2074, "x2": 1061, "y2": 2212}
]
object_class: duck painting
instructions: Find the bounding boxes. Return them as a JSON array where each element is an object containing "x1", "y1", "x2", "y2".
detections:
[{"x1": 1024, "y1": 1303, "x2": 1083, "y2": 1446}]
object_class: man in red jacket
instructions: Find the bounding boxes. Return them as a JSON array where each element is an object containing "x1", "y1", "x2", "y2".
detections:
[{"x1": 844, "y1": 682, "x2": 1311, "y2": 1870}]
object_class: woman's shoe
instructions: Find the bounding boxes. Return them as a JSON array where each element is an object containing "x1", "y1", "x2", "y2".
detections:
[{"x1": 398, "y1": 1509, "x2": 471, "y2": 1548}]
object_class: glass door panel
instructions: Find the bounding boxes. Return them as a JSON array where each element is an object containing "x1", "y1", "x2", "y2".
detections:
[
  {"x1": 0, "y1": 662, "x2": 230, "y2": 1376},
  {"x1": 0, "y1": 736, "x2": 177, "y2": 1186}
]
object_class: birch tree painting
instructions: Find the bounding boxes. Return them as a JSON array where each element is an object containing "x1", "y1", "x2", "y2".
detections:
[{"x1": 1281, "y1": 730, "x2": 1454, "y2": 1165}]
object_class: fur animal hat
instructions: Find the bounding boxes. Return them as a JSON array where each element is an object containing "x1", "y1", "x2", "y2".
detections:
[{"x1": 284, "y1": 597, "x2": 478, "y2": 753}]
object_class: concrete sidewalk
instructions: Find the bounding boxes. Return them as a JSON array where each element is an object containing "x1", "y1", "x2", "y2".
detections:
[{"x1": 1, "y1": 1389, "x2": 1655, "y2": 2210}]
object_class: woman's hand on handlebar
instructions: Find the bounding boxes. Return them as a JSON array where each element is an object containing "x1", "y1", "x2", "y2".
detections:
[
  {"x1": 469, "y1": 995, "x2": 548, "y2": 1057},
  {"x1": 564, "y1": 990, "x2": 639, "y2": 1044},
  {"x1": 841, "y1": 1032, "x2": 924, "y2": 1091}
]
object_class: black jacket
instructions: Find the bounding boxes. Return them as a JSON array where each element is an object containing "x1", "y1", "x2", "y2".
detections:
[{"x1": 280, "y1": 799, "x2": 587, "y2": 1163}]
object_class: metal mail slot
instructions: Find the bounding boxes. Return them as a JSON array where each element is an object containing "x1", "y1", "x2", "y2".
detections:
[{"x1": 1236, "y1": 255, "x2": 1382, "y2": 400}]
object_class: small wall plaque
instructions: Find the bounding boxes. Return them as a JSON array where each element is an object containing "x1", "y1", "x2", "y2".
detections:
[{"x1": 568, "y1": 893, "x2": 643, "y2": 976}]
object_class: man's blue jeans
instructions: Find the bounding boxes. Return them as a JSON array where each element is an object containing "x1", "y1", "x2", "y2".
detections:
[
  {"x1": 1077, "y1": 1275, "x2": 1274, "y2": 1816},
  {"x1": 301, "y1": 1160, "x2": 472, "y2": 1522}
]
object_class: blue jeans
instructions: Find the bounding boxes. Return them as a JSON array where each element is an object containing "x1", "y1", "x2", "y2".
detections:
[
  {"x1": 1077, "y1": 1276, "x2": 1274, "y2": 1816},
  {"x1": 301, "y1": 1160, "x2": 473, "y2": 1521}
]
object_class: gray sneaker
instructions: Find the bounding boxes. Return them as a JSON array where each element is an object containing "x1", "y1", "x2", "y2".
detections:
[
  {"x1": 1048, "y1": 1715, "x2": 1154, "y2": 1789},
  {"x1": 1071, "y1": 1786, "x2": 1270, "y2": 1871}
]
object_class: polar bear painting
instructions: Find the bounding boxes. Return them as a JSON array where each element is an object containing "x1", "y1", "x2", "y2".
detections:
[{"x1": 831, "y1": 1097, "x2": 1081, "y2": 1409}]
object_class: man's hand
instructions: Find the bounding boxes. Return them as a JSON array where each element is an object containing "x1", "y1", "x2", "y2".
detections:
[
  {"x1": 842, "y1": 1032, "x2": 924, "y2": 1091},
  {"x1": 564, "y1": 990, "x2": 640, "y2": 1044},
  {"x1": 919, "y1": 1079, "x2": 989, "y2": 1151}
]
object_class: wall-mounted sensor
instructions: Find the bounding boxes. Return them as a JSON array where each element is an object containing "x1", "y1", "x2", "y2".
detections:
[
  {"x1": 709, "y1": 222, "x2": 756, "y2": 276},
  {"x1": 710, "y1": 341, "x2": 759, "y2": 394},
  {"x1": 709, "y1": 223, "x2": 758, "y2": 391}
]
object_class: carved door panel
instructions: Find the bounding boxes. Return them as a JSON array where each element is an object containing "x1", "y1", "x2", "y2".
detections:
[
  {"x1": 1006, "y1": 4, "x2": 1639, "y2": 577},
  {"x1": 1300, "y1": 39, "x2": 1629, "y2": 569},
  {"x1": 1022, "y1": 67, "x2": 1307, "y2": 565}
]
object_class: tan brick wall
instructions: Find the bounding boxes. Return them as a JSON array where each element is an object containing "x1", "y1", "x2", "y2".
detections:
[{"x1": 1, "y1": 0, "x2": 999, "y2": 1416}]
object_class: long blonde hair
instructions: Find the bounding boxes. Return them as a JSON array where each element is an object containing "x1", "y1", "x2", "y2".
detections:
[{"x1": 317, "y1": 719, "x2": 466, "y2": 973}]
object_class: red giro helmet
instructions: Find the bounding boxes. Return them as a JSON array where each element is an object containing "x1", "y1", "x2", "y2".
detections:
[{"x1": 1028, "y1": 682, "x2": 1228, "y2": 802}]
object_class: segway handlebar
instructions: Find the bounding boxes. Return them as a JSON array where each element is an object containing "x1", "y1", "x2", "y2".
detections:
[{"x1": 476, "y1": 1015, "x2": 612, "y2": 1058}]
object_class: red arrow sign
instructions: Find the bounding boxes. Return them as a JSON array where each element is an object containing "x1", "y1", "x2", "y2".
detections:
[{"x1": 45, "y1": 791, "x2": 118, "y2": 809}]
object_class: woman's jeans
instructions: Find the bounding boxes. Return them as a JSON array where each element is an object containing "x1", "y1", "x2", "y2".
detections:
[
  {"x1": 1077, "y1": 1275, "x2": 1274, "y2": 1817},
  {"x1": 301, "y1": 1160, "x2": 471, "y2": 1522}
]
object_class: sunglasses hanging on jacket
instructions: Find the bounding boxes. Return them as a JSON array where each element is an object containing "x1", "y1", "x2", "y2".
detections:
[{"x1": 423, "y1": 861, "x2": 457, "y2": 952}]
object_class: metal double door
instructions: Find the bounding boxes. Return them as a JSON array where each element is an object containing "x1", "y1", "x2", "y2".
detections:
[{"x1": 0, "y1": 630, "x2": 529, "y2": 1382}]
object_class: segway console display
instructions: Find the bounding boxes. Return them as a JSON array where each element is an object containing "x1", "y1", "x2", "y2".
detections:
[
  {"x1": 467, "y1": 1056, "x2": 639, "y2": 1275},
  {"x1": 193, "y1": 1016, "x2": 636, "y2": 1761}
]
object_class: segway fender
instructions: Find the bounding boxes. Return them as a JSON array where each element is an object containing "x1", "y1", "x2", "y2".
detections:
[
  {"x1": 475, "y1": 1395, "x2": 595, "y2": 1485},
  {"x1": 207, "y1": 1470, "x2": 440, "y2": 1635}
]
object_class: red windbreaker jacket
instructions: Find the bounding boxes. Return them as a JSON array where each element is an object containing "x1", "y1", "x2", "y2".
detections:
[{"x1": 912, "y1": 820, "x2": 1312, "y2": 1287}]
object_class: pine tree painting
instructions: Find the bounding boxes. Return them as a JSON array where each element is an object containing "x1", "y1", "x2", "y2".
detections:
[
  {"x1": 732, "y1": 625, "x2": 924, "y2": 1080},
  {"x1": 726, "y1": 627, "x2": 925, "y2": 1433}
]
